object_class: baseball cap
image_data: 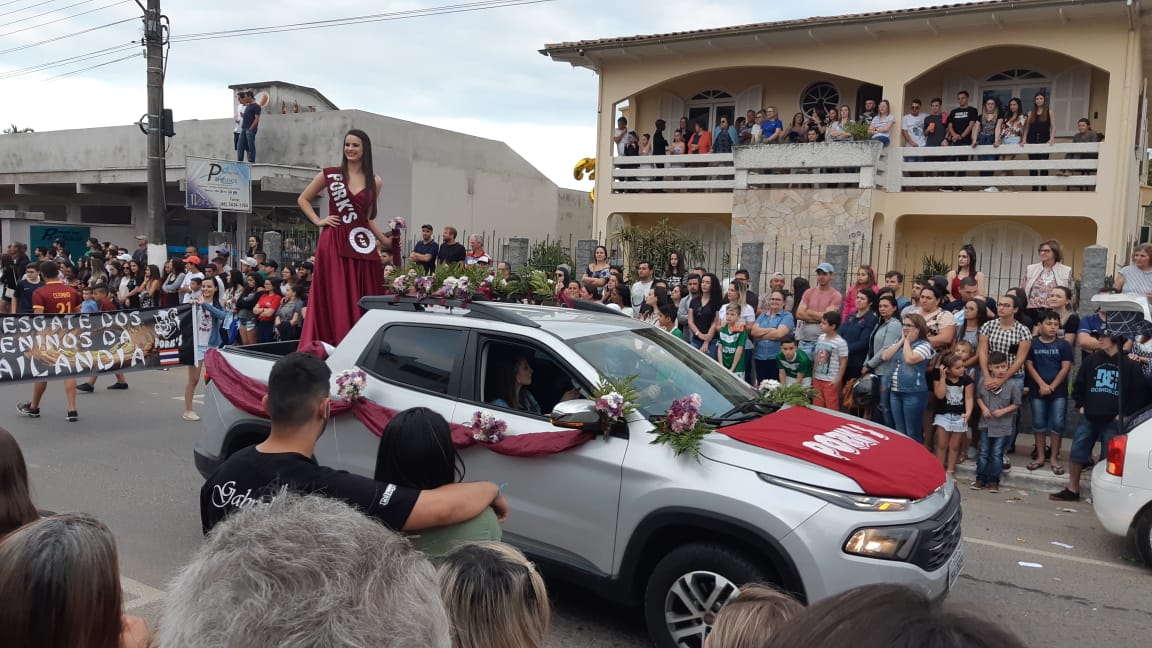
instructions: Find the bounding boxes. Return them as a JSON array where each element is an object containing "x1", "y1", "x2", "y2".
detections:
[
  {"x1": 816, "y1": 262, "x2": 834, "y2": 274},
  {"x1": 116, "y1": 253, "x2": 133, "y2": 262},
  {"x1": 217, "y1": 249, "x2": 231, "y2": 257},
  {"x1": 771, "y1": 271, "x2": 785, "y2": 279},
  {"x1": 421, "y1": 223, "x2": 433, "y2": 231},
  {"x1": 300, "y1": 261, "x2": 314, "y2": 270},
  {"x1": 241, "y1": 256, "x2": 258, "y2": 267},
  {"x1": 183, "y1": 255, "x2": 202, "y2": 265},
  {"x1": 134, "y1": 235, "x2": 148, "y2": 241}
]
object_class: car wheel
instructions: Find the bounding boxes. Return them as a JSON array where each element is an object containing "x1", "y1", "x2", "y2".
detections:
[
  {"x1": 1135, "y1": 506, "x2": 1152, "y2": 567},
  {"x1": 643, "y1": 543, "x2": 769, "y2": 648}
]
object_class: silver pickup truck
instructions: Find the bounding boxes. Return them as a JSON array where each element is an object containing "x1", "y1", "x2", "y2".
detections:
[{"x1": 195, "y1": 298, "x2": 962, "y2": 648}]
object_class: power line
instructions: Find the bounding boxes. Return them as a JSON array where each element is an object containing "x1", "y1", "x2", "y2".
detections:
[
  {"x1": 169, "y1": 0, "x2": 555, "y2": 43},
  {"x1": 0, "y1": 0, "x2": 128, "y2": 38},
  {"x1": 44, "y1": 50, "x2": 137, "y2": 81},
  {"x1": 0, "y1": 16, "x2": 135, "y2": 55},
  {"x1": 0, "y1": 0, "x2": 50, "y2": 9},
  {"x1": 0, "y1": 0, "x2": 95, "y2": 22},
  {"x1": 0, "y1": 41, "x2": 136, "y2": 79}
]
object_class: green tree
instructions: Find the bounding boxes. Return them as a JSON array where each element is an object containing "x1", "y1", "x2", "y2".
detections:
[
  {"x1": 612, "y1": 219, "x2": 706, "y2": 282},
  {"x1": 525, "y1": 240, "x2": 574, "y2": 272},
  {"x1": 3, "y1": 124, "x2": 33, "y2": 134}
]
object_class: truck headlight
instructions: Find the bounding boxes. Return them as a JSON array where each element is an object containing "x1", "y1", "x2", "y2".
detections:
[
  {"x1": 757, "y1": 473, "x2": 911, "y2": 512},
  {"x1": 844, "y1": 527, "x2": 918, "y2": 560}
]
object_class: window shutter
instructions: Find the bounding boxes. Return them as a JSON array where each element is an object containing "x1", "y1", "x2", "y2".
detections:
[
  {"x1": 735, "y1": 85, "x2": 764, "y2": 120},
  {"x1": 659, "y1": 92, "x2": 686, "y2": 137},
  {"x1": 1052, "y1": 64, "x2": 1091, "y2": 137}
]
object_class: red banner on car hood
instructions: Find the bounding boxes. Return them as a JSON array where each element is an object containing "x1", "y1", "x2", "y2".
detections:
[{"x1": 719, "y1": 406, "x2": 945, "y2": 500}]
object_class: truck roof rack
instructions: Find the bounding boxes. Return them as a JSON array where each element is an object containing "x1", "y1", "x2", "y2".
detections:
[{"x1": 358, "y1": 295, "x2": 541, "y2": 328}]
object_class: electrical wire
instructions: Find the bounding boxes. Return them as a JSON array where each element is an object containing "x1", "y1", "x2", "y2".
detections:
[
  {"x1": 0, "y1": 16, "x2": 134, "y2": 55},
  {"x1": 0, "y1": 0, "x2": 96, "y2": 23},
  {"x1": 43, "y1": 50, "x2": 137, "y2": 81},
  {"x1": 0, "y1": 0, "x2": 128, "y2": 38},
  {"x1": 0, "y1": 41, "x2": 136, "y2": 79},
  {"x1": 168, "y1": 0, "x2": 555, "y2": 43}
]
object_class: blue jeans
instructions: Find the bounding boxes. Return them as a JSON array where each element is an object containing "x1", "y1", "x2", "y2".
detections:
[
  {"x1": 1030, "y1": 396, "x2": 1067, "y2": 436},
  {"x1": 237, "y1": 128, "x2": 257, "y2": 162},
  {"x1": 977, "y1": 434, "x2": 1011, "y2": 484},
  {"x1": 798, "y1": 340, "x2": 816, "y2": 356},
  {"x1": 889, "y1": 390, "x2": 928, "y2": 443},
  {"x1": 873, "y1": 379, "x2": 893, "y2": 428},
  {"x1": 690, "y1": 336, "x2": 718, "y2": 359},
  {"x1": 1069, "y1": 417, "x2": 1118, "y2": 465}
]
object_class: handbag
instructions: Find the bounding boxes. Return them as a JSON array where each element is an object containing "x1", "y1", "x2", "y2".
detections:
[{"x1": 850, "y1": 373, "x2": 881, "y2": 407}]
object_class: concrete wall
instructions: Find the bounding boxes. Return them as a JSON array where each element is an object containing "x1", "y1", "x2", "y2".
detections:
[
  {"x1": 557, "y1": 189, "x2": 594, "y2": 241},
  {"x1": 235, "y1": 82, "x2": 338, "y2": 116}
]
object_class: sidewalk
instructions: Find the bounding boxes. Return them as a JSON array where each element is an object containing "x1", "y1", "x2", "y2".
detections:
[{"x1": 952, "y1": 445, "x2": 1093, "y2": 499}]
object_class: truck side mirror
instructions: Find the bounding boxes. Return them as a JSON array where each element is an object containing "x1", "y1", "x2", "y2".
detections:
[{"x1": 550, "y1": 399, "x2": 600, "y2": 429}]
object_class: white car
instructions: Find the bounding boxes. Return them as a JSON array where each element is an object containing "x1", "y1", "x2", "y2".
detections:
[{"x1": 1090, "y1": 293, "x2": 1152, "y2": 565}]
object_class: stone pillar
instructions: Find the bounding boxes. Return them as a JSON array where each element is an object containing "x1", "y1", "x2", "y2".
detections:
[
  {"x1": 576, "y1": 239, "x2": 598, "y2": 267},
  {"x1": 262, "y1": 231, "x2": 283, "y2": 265},
  {"x1": 504, "y1": 238, "x2": 529, "y2": 268},
  {"x1": 826, "y1": 244, "x2": 850, "y2": 295},
  {"x1": 1079, "y1": 245, "x2": 1108, "y2": 315},
  {"x1": 739, "y1": 242, "x2": 764, "y2": 293}
]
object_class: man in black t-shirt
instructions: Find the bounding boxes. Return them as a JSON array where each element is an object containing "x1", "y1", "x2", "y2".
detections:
[
  {"x1": 437, "y1": 226, "x2": 467, "y2": 267},
  {"x1": 200, "y1": 352, "x2": 507, "y2": 534},
  {"x1": 409, "y1": 224, "x2": 440, "y2": 274}
]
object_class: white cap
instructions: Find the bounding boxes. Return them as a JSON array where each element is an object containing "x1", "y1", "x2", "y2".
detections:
[{"x1": 116, "y1": 253, "x2": 133, "y2": 262}]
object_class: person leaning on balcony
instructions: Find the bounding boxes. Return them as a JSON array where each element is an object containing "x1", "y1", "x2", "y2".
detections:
[
  {"x1": 1065, "y1": 118, "x2": 1100, "y2": 188},
  {"x1": 786, "y1": 112, "x2": 809, "y2": 143},
  {"x1": 713, "y1": 116, "x2": 737, "y2": 154},
  {"x1": 995, "y1": 97, "x2": 1028, "y2": 170},
  {"x1": 1020, "y1": 239, "x2": 1074, "y2": 314},
  {"x1": 1025, "y1": 92, "x2": 1056, "y2": 191},
  {"x1": 1114, "y1": 243, "x2": 1152, "y2": 302},
  {"x1": 901, "y1": 99, "x2": 927, "y2": 148},
  {"x1": 761, "y1": 107, "x2": 784, "y2": 144},
  {"x1": 653, "y1": 119, "x2": 668, "y2": 155},
  {"x1": 688, "y1": 120, "x2": 712, "y2": 154},
  {"x1": 868, "y1": 100, "x2": 897, "y2": 147},
  {"x1": 613, "y1": 116, "x2": 635, "y2": 156},
  {"x1": 827, "y1": 105, "x2": 854, "y2": 142}
]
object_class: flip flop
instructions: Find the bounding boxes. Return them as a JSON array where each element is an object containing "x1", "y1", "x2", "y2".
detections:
[
  {"x1": 1050, "y1": 464, "x2": 1065, "y2": 476},
  {"x1": 1026, "y1": 460, "x2": 1046, "y2": 471}
]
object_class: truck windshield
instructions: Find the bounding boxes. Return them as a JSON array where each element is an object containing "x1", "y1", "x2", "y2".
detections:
[{"x1": 567, "y1": 328, "x2": 758, "y2": 417}]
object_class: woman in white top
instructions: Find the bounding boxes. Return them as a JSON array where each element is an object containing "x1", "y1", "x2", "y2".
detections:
[
  {"x1": 827, "y1": 104, "x2": 854, "y2": 142},
  {"x1": 908, "y1": 285, "x2": 957, "y2": 354},
  {"x1": 1020, "y1": 239, "x2": 1074, "y2": 312},
  {"x1": 868, "y1": 100, "x2": 897, "y2": 146},
  {"x1": 1114, "y1": 243, "x2": 1152, "y2": 302}
]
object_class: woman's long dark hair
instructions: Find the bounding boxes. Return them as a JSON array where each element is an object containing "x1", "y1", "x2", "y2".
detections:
[
  {"x1": 0, "y1": 514, "x2": 124, "y2": 648},
  {"x1": 958, "y1": 244, "x2": 979, "y2": 278},
  {"x1": 962, "y1": 297, "x2": 990, "y2": 329},
  {"x1": 639, "y1": 285, "x2": 672, "y2": 318},
  {"x1": 374, "y1": 407, "x2": 463, "y2": 489},
  {"x1": 665, "y1": 251, "x2": 685, "y2": 279},
  {"x1": 341, "y1": 129, "x2": 376, "y2": 219},
  {"x1": 791, "y1": 277, "x2": 810, "y2": 316},
  {"x1": 0, "y1": 427, "x2": 37, "y2": 539},
  {"x1": 701, "y1": 272, "x2": 723, "y2": 304}
]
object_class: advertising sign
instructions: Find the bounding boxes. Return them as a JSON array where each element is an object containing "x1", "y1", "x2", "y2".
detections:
[
  {"x1": 0, "y1": 306, "x2": 194, "y2": 384},
  {"x1": 29, "y1": 225, "x2": 90, "y2": 260},
  {"x1": 185, "y1": 157, "x2": 251, "y2": 212}
]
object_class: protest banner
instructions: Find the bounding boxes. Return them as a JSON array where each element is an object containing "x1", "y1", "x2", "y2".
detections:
[{"x1": 0, "y1": 306, "x2": 194, "y2": 384}]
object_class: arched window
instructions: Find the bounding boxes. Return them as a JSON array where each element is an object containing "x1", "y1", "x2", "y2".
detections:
[
  {"x1": 687, "y1": 89, "x2": 734, "y2": 131},
  {"x1": 801, "y1": 82, "x2": 840, "y2": 116},
  {"x1": 980, "y1": 69, "x2": 1049, "y2": 113}
]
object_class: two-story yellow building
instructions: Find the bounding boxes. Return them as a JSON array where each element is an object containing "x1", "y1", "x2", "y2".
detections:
[{"x1": 543, "y1": 0, "x2": 1151, "y2": 293}]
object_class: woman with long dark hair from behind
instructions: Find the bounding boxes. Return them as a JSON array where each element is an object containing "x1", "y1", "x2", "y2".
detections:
[
  {"x1": 375, "y1": 407, "x2": 501, "y2": 560},
  {"x1": 297, "y1": 129, "x2": 395, "y2": 346},
  {"x1": 0, "y1": 427, "x2": 38, "y2": 538},
  {"x1": 0, "y1": 513, "x2": 152, "y2": 648},
  {"x1": 438, "y1": 541, "x2": 549, "y2": 648}
]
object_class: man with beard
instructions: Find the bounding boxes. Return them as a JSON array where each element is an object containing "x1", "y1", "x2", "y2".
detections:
[{"x1": 437, "y1": 227, "x2": 466, "y2": 267}]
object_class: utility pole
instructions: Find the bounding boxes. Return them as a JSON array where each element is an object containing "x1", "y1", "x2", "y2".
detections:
[{"x1": 143, "y1": 0, "x2": 167, "y2": 262}]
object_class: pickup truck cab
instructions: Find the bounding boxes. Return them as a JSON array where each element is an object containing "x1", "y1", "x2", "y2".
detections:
[
  {"x1": 1089, "y1": 293, "x2": 1152, "y2": 566},
  {"x1": 195, "y1": 298, "x2": 963, "y2": 648}
]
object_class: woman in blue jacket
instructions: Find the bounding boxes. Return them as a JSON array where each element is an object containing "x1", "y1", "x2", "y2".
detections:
[
  {"x1": 880, "y1": 313, "x2": 936, "y2": 443},
  {"x1": 840, "y1": 288, "x2": 878, "y2": 381}
]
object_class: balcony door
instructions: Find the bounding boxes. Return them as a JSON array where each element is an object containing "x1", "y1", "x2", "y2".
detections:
[{"x1": 687, "y1": 89, "x2": 734, "y2": 131}]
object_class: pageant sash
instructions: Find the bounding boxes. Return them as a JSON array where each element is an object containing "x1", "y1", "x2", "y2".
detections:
[{"x1": 324, "y1": 167, "x2": 379, "y2": 262}]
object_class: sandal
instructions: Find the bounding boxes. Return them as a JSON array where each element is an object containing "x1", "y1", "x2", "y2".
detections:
[
  {"x1": 1050, "y1": 463, "x2": 1066, "y2": 475},
  {"x1": 1026, "y1": 460, "x2": 1047, "y2": 471}
]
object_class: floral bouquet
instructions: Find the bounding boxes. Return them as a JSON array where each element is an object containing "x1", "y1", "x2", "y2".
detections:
[
  {"x1": 388, "y1": 216, "x2": 407, "y2": 231},
  {"x1": 757, "y1": 379, "x2": 816, "y2": 407},
  {"x1": 413, "y1": 275, "x2": 434, "y2": 298},
  {"x1": 590, "y1": 375, "x2": 638, "y2": 440},
  {"x1": 650, "y1": 393, "x2": 712, "y2": 460},
  {"x1": 434, "y1": 276, "x2": 473, "y2": 300},
  {"x1": 391, "y1": 269, "x2": 418, "y2": 295},
  {"x1": 469, "y1": 411, "x2": 507, "y2": 444},
  {"x1": 335, "y1": 369, "x2": 367, "y2": 401}
]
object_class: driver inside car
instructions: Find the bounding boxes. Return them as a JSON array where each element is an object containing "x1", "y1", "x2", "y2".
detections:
[{"x1": 488, "y1": 352, "x2": 580, "y2": 414}]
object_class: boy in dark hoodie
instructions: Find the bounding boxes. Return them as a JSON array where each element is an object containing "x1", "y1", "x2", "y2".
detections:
[{"x1": 1050, "y1": 333, "x2": 1147, "y2": 502}]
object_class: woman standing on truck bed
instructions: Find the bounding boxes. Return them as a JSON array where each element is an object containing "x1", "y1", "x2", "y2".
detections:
[{"x1": 297, "y1": 129, "x2": 396, "y2": 346}]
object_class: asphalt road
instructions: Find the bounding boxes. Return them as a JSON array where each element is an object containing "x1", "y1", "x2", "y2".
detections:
[{"x1": 4, "y1": 368, "x2": 1150, "y2": 647}]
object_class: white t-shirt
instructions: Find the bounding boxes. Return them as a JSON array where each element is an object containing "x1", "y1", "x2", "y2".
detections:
[
  {"x1": 902, "y1": 113, "x2": 926, "y2": 146},
  {"x1": 614, "y1": 128, "x2": 635, "y2": 156},
  {"x1": 631, "y1": 280, "x2": 653, "y2": 312},
  {"x1": 234, "y1": 103, "x2": 245, "y2": 134}
]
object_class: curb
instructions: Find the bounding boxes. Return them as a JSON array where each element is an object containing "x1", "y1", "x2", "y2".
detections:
[{"x1": 954, "y1": 462, "x2": 1092, "y2": 499}]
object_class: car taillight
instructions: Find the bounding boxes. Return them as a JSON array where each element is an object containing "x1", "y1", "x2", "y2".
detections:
[{"x1": 1106, "y1": 435, "x2": 1127, "y2": 477}]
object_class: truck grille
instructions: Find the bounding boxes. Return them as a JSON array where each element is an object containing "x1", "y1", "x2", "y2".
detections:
[{"x1": 911, "y1": 491, "x2": 962, "y2": 571}]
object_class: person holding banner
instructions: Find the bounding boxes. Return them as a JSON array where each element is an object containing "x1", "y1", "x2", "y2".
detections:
[
  {"x1": 296, "y1": 129, "x2": 397, "y2": 346},
  {"x1": 184, "y1": 278, "x2": 227, "y2": 422},
  {"x1": 17, "y1": 262, "x2": 82, "y2": 422}
]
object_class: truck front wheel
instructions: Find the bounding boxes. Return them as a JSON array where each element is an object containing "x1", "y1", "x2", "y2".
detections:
[{"x1": 643, "y1": 542, "x2": 770, "y2": 648}]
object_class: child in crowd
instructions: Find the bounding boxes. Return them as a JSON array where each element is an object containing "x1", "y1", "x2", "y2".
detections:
[
  {"x1": 973, "y1": 351, "x2": 1022, "y2": 493},
  {"x1": 932, "y1": 352, "x2": 973, "y2": 474},
  {"x1": 657, "y1": 304, "x2": 684, "y2": 340},
  {"x1": 80, "y1": 287, "x2": 98, "y2": 314},
  {"x1": 186, "y1": 277, "x2": 203, "y2": 306},
  {"x1": 777, "y1": 336, "x2": 812, "y2": 387},
  {"x1": 811, "y1": 312, "x2": 848, "y2": 409},
  {"x1": 1025, "y1": 311, "x2": 1073, "y2": 474},
  {"x1": 705, "y1": 583, "x2": 804, "y2": 648},
  {"x1": 717, "y1": 304, "x2": 748, "y2": 375},
  {"x1": 951, "y1": 339, "x2": 978, "y2": 461}
]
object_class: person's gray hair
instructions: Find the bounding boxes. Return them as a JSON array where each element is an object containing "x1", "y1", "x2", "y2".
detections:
[
  {"x1": 159, "y1": 491, "x2": 449, "y2": 648},
  {"x1": 468, "y1": 234, "x2": 483, "y2": 245}
]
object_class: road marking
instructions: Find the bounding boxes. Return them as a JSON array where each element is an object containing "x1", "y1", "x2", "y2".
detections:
[
  {"x1": 171, "y1": 395, "x2": 204, "y2": 404},
  {"x1": 962, "y1": 537, "x2": 1146, "y2": 574},
  {"x1": 121, "y1": 576, "x2": 166, "y2": 611}
]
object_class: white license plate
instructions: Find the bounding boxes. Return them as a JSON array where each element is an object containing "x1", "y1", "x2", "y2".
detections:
[{"x1": 946, "y1": 541, "x2": 965, "y2": 590}]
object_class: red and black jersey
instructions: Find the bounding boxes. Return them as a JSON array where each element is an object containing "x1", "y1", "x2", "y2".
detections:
[{"x1": 31, "y1": 281, "x2": 81, "y2": 314}]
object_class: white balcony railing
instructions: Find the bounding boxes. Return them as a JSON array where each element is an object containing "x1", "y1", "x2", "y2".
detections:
[
  {"x1": 889, "y1": 143, "x2": 1100, "y2": 191},
  {"x1": 610, "y1": 153, "x2": 736, "y2": 191}
]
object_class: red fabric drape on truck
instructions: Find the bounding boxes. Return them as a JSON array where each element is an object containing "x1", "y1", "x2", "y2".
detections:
[{"x1": 203, "y1": 349, "x2": 595, "y2": 457}]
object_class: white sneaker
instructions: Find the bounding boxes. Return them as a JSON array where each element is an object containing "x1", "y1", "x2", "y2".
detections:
[{"x1": 983, "y1": 186, "x2": 999, "y2": 192}]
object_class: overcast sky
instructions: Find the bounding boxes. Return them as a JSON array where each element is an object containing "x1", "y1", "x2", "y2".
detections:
[{"x1": 0, "y1": 0, "x2": 982, "y2": 189}]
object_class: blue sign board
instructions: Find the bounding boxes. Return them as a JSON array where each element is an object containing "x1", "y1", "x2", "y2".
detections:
[{"x1": 185, "y1": 157, "x2": 252, "y2": 212}]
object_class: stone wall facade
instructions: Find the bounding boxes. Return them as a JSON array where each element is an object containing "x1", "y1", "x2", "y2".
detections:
[{"x1": 730, "y1": 187, "x2": 874, "y2": 268}]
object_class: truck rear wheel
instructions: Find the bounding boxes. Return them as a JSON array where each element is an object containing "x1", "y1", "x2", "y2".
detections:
[{"x1": 643, "y1": 542, "x2": 770, "y2": 648}]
